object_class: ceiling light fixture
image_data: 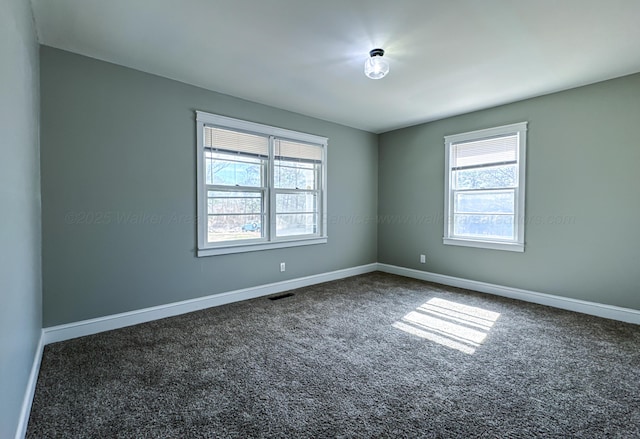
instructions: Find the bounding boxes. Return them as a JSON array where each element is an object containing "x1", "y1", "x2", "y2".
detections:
[{"x1": 364, "y1": 48, "x2": 389, "y2": 80}]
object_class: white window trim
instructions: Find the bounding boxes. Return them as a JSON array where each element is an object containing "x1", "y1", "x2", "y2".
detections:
[
  {"x1": 443, "y1": 122, "x2": 527, "y2": 253},
  {"x1": 196, "y1": 111, "x2": 328, "y2": 257}
]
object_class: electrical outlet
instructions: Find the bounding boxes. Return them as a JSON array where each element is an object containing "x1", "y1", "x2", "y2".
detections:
[
  {"x1": 280, "y1": 262, "x2": 286, "y2": 272},
  {"x1": 420, "y1": 254, "x2": 426, "y2": 264}
]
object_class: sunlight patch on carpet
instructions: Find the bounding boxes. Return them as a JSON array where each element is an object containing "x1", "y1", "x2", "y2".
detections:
[{"x1": 393, "y1": 298, "x2": 500, "y2": 354}]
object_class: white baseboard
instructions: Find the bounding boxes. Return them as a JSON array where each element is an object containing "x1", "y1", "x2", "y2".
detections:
[
  {"x1": 378, "y1": 264, "x2": 640, "y2": 325},
  {"x1": 42, "y1": 261, "x2": 640, "y2": 345},
  {"x1": 15, "y1": 331, "x2": 44, "y2": 439},
  {"x1": 43, "y1": 263, "x2": 378, "y2": 344}
]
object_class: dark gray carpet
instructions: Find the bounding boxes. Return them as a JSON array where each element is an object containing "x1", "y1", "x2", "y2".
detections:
[{"x1": 27, "y1": 272, "x2": 640, "y2": 438}]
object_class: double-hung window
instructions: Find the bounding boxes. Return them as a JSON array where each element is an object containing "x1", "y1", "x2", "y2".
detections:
[
  {"x1": 274, "y1": 139, "x2": 323, "y2": 238},
  {"x1": 444, "y1": 122, "x2": 527, "y2": 252},
  {"x1": 196, "y1": 111, "x2": 327, "y2": 256}
]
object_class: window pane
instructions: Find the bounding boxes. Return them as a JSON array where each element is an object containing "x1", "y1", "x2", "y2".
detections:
[
  {"x1": 453, "y1": 164, "x2": 516, "y2": 190},
  {"x1": 454, "y1": 190, "x2": 514, "y2": 214},
  {"x1": 207, "y1": 191, "x2": 262, "y2": 215},
  {"x1": 206, "y1": 152, "x2": 263, "y2": 187},
  {"x1": 453, "y1": 214, "x2": 514, "y2": 240},
  {"x1": 276, "y1": 193, "x2": 317, "y2": 214},
  {"x1": 276, "y1": 213, "x2": 317, "y2": 237},
  {"x1": 208, "y1": 215, "x2": 264, "y2": 242},
  {"x1": 274, "y1": 160, "x2": 317, "y2": 190}
]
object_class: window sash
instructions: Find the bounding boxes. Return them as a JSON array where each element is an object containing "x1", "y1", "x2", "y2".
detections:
[
  {"x1": 448, "y1": 179, "x2": 520, "y2": 241},
  {"x1": 274, "y1": 188, "x2": 320, "y2": 239},
  {"x1": 206, "y1": 186, "x2": 266, "y2": 244}
]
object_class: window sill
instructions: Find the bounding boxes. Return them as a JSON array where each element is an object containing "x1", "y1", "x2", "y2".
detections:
[
  {"x1": 443, "y1": 237, "x2": 524, "y2": 253},
  {"x1": 198, "y1": 236, "x2": 328, "y2": 257}
]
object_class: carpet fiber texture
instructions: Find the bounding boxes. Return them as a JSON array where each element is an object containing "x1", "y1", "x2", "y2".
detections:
[{"x1": 27, "y1": 272, "x2": 640, "y2": 438}]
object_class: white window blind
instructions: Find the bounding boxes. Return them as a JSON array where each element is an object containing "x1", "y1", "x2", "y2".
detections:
[
  {"x1": 204, "y1": 126, "x2": 269, "y2": 158},
  {"x1": 275, "y1": 139, "x2": 323, "y2": 163},
  {"x1": 451, "y1": 134, "x2": 518, "y2": 170}
]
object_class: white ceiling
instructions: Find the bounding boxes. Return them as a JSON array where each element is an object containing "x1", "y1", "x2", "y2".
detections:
[{"x1": 31, "y1": 0, "x2": 640, "y2": 133}]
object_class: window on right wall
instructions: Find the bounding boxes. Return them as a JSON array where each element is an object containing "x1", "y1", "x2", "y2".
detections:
[{"x1": 444, "y1": 122, "x2": 528, "y2": 252}]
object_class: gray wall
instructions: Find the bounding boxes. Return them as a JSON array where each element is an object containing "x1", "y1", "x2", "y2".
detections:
[
  {"x1": 379, "y1": 73, "x2": 640, "y2": 310},
  {"x1": 0, "y1": 0, "x2": 42, "y2": 437},
  {"x1": 40, "y1": 47, "x2": 378, "y2": 327}
]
